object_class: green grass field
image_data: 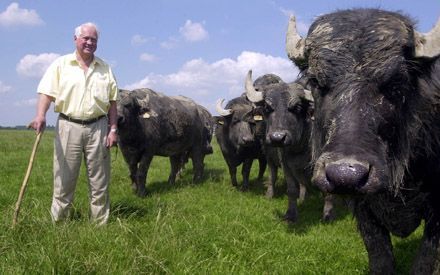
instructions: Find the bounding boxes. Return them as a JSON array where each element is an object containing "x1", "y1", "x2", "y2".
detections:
[{"x1": 0, "y1": 129, "x2": 422, "y2": 274}]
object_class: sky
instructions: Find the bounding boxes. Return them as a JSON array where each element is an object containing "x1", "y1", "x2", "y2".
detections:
[{"x1": 0, "y1": 0, "x2": 439, "y2": 126}]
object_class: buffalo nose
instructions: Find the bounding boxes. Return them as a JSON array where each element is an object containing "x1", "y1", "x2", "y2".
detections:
[
  {"x1": 325, "y1": 161, "x2": 369, "y2": 191},
  {"x1": 269, "y1": 132, "x2": 286, "y2": 144}
]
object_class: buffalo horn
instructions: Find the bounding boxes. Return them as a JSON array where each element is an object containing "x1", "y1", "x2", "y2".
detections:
[
  {"x1": 415, "y1": 17, "x2": 440, "y2": 58},
  {"x1": 286, "y1": 16, "x2": 306, "y2": 62},
  {"x1": 245, "y1": 70, "x2": 263, "y2": 103},
  {"x1": 303, "y1": 89, "x2": 314, "y2": 102},
  {"x1": 216, "y1": 99, "x2": 233, "y2": 116}
]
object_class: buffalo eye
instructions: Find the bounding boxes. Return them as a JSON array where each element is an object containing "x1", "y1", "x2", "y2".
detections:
[
  {"x1": 231, "y1": 116, "x2": 240, "y2": 125},
  {"x1": 288, "y1": 103, "x2": 303, "y2": 114},
  {"x1": 264, "y1": 103, "x2": 274, "y2": 114}
]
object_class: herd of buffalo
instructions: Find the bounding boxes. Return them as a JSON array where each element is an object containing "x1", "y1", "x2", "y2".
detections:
[{"x1": 116, "y1": 8, "x2": 440, "y2": 274}]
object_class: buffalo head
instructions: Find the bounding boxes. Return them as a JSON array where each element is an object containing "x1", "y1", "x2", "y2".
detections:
[
  {"x1": 245, "y1": 70, "x2": 313, "y2": 148},
  {"x1": 117, "y1": 88, "x2": 153, "y2": 126},
  {"x1": 285, "y1": 9, "x2": 440, "y2": 195},
  {"x1": 215, "y1": 96, "x2": 260, "y2": 150}
]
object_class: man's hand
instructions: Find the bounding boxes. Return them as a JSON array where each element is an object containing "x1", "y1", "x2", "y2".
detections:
[
  {"x1": 29, "y1": 115, "x2": 46, "y2": 133},
  {"x1": 106, "y1": 129, "x2": 118, "y2": 148},
  {"x1": 29, "y1": 93, "x2": 53, "y2": 133}
]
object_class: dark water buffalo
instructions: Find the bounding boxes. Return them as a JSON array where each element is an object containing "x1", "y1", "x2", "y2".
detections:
[
  {"x1": 246, "y1": 70, "x2": 335, "y2": 222},
  {"x1": 215, "y1": 95, "x2": 266, "y2": 190},
  {"x1": 117, "y1": 88, "x2": 213, "y2": 197},
  {"x1": 286, "y1": 8, "x2": 440, "y2": 274}
]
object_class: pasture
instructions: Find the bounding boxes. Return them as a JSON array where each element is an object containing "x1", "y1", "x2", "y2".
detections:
[{"x1": 0, "y1": 129, "x2": 422, "y2": 274}]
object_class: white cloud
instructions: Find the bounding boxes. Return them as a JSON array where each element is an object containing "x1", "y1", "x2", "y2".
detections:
[
  {"x1": 139, "y1": 53, "x2": 156, "y2": 62},
  {"x1": 16, "y1": 53, "x2": 60, "y2": 78},
  {"x1": 0, "y1": 2, "x2": 44, "y2": 27},
  {"x1": 14, "y1": 98, "x2": 37, "y2": 107},
  {"x1": 160, "y1": 37, "x2": 179, "y2": 49},
  {"x1": 131, "y1": 34, "x2": 153, "y2": 46},
  {"x1": 0, "y1": 81, "x2": 12, "y2": 94},
  {"x1": 179, "y1": 20, "x2": 209, "y2": 42},
  {"x1": 124, "y1": 51, "x2": 299, "y2": 112}
]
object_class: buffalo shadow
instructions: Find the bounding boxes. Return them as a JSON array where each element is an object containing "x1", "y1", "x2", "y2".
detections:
[
  {"x1": 234, "y1": 173, "x2": 353, "y2": 234},
  {"x1": 131, "y1": 166, "x2": 225, "y2": 196}
]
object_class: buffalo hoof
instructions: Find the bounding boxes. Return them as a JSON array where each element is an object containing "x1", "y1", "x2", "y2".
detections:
[
  {"x1": 322, "y1": 212, "x2": 336, "y2": 222},
  {"x1": 135, "y1": 188, "x2": 147, "y2": 198},
  {"x1": 283, "y1": 210, "x2": 298, "y2": 223},
  {"x1": 240, "y1": 185, "x2": 249, "y2": 192}
]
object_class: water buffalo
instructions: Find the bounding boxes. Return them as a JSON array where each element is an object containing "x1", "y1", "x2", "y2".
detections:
[
  {"x1": 215, "y1": 95, "x2": 266, "y2": 190},
  {"x1": 117, "y1": 88, "x2": 213, "y2": 197},
  {"x1": 246, "y1": 70, "x2": 335, "y2": 222},
  {"x1": 286, "y1": 8, "x2": 440, "y2": 274}
]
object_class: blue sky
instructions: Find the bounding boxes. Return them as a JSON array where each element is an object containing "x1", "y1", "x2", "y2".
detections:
[{"x1": 0, "y1": 0, "x2": 439, "y2": 126}]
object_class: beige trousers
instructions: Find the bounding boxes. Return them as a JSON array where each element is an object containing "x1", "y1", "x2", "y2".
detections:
[{"x1": 51, "y1": 116, "x2": 110, "y2": 225}]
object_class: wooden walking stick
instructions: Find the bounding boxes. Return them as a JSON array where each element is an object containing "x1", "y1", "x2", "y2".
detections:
[{"x1": 12, "y1": 131, "x2": 43, "y2": 228}]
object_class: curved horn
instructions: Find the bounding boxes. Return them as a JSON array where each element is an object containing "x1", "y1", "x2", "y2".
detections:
[
  {"x1": 415, "y1": 17, "x2": 440, "y2": 57},
  {"x1": 286, "y1": 16, "x2": 306, "y2": 62},
  {"x1": 245, "y1": 70, "x2": 263, "y2": 103},
  {"x1": 216, "y1": 98, "x2": 233, "y2": 116},
  {"x1": 303, "y1": 89, "x2": 314, "y2": 103}
]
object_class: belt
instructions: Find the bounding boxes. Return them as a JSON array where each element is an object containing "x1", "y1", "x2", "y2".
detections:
[{"x1": 59, "y1": 113, "x2": 105, "y2": 125}]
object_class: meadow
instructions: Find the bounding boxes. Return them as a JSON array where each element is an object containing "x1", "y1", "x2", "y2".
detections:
[{"x1": 0, "y1": 129, "x2": 422, "y2": 274}]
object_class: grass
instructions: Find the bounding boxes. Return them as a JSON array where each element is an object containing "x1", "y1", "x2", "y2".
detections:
[{"x1": 0, "y1": 129, "x2": 422, "y2": 274}]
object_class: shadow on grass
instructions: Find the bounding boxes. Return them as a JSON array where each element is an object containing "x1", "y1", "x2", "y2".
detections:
[
  {"x1": 393, "y1": 235, "x2": 422, "y2": 274},
  {"x1": 111, "y1": 199, "x2": 149, "y2": 219},
  {"x1": 136, "y1": 167, "x2": 226, "y2": 196},
  {"x1": 219, "y1": 174, "x2": 353, "y2": 234},
  {"x1": 281, "y1": 190, "x2": 353, "y2": 234}
]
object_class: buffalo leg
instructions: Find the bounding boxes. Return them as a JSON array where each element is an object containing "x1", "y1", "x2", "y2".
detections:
[
  {"x1": 411, "y1": 204, "x2": 440, "y2": 274},
  {"x1": 168, "y1": 155, "x2": 183, "y2": 185},
  {"x1": 298, "y1": 183, "x2": 307, "y2": 203},
  {"x1": 176, "y1": 153, "x2": 189, "y2": 179},
  {"x1": 265, "y1": 161, "x2": 278, "y2": 198},
  {"x1": 354, "y1": 200, "x2": 395, "y2": 274},
  {"x1": 119, "y1": 146, "x2": 142, "y2": 194},
  {"x1": 257, "y1": 156, "x2": 267, "y2": 182},
  {"x1": 226, "y1": 162, "x2": 238, "y2": 187},
  {"x1": 135, "y1": 154, "x2": 153, "y2": 197},
  {"x1": 241, "y1": 158, "x2": 253, "y2": 191},
  {"x1": 322, "y1": 193, "x2": 336, "y2": 222},
  {"x1": 283, "y1": 167, "x2": 299, "y2": 222},
  {"x1": 191, "y1": 149, "x2": 205, "y2": 183}
]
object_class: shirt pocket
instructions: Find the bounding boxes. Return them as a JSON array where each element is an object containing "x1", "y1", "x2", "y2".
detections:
[{"x1": 93, "y1": 75, "x2": 110, "y2": 103}]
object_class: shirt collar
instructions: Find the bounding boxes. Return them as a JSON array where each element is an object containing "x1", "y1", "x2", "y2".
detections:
[{"x1": 70, "y1": 51, "x2": 102, "y2": 66}]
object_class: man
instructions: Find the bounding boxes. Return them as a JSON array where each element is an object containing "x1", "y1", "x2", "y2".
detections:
[{"x1": 29, "y1": 22, "x2": 118, "y2": 225}]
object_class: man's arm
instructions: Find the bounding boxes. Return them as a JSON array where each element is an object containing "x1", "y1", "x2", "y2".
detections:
[
  {"x1": 29, "y1": 93, "x2": 54, "y2": 133},
  {"x1": 106, "y1": 101, "x2": 118, "y2": 147}
]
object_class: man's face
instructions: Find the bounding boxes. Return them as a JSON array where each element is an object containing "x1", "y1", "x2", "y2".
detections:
[{"x1": 75, "y1": 25, "x2": 98, "y2": 57}]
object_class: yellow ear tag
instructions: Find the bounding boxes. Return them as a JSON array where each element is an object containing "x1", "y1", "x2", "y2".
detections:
[
  {"x1": 218, "y1": 120, "x2": 224, "y2": 125},
  {"x1": 142, "y1": 113, "x2": 151, "y2": 118},
  {"x1": 254, "y1": 115, "x2": 263, "y2": 121}
]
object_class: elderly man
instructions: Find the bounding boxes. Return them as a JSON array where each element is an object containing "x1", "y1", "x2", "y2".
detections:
[{"x1": 29, "y1": 22, "x2": 118, "y2": 225}]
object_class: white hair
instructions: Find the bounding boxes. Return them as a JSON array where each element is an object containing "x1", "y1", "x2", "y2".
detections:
[{"x1": 74, "y1": 22, "x2": 99, "y2": 39}]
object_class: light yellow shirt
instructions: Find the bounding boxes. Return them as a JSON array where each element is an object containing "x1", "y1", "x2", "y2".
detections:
[{"x1": 37, "y1": 52, "x2": 118, "y2": 120}]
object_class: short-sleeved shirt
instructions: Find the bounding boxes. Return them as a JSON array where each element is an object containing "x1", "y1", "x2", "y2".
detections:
[{"x1": 37, "y1": 52, "x2": 118, "y2": 120}]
